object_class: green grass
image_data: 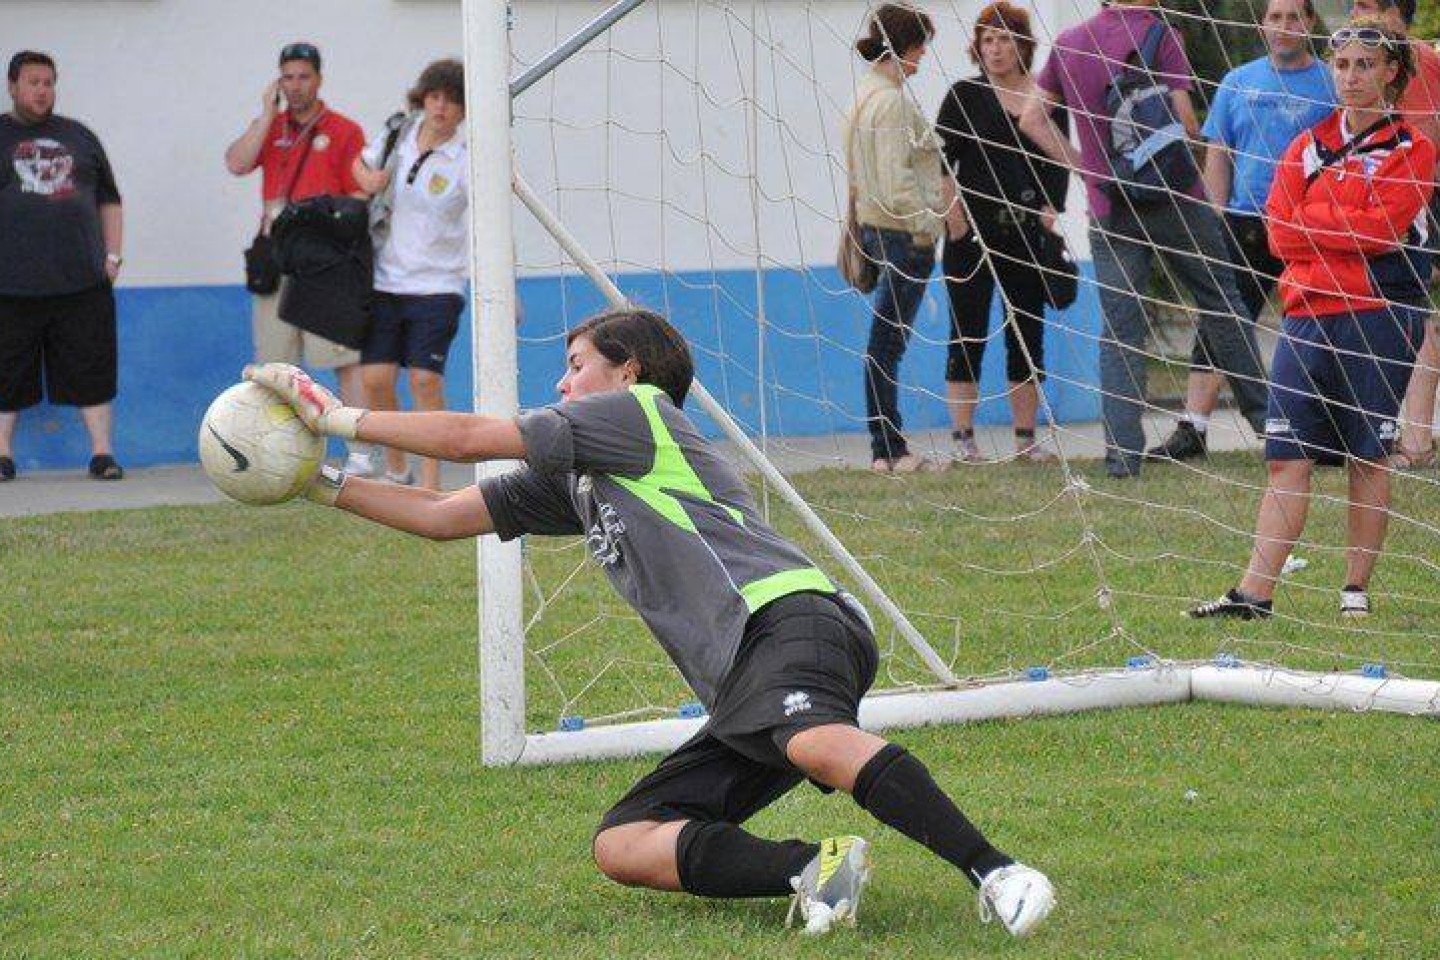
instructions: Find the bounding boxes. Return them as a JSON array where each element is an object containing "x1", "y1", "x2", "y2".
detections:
[{"x1": 3, "y1": 456, "x2": 1439, "y2": 958}]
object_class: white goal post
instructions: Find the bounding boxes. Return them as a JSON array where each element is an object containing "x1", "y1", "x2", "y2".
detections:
[{"x1": 463, "y1": 0, "x2": 1440, "y2": 767}]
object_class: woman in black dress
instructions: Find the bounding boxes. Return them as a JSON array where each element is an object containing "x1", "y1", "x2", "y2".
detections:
[{"x1": 935, "y1": 1, "x2": 1070, "y2": 462}]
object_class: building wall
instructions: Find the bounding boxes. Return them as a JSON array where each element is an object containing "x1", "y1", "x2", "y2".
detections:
[{"x1": 1, "y1": 0, "x2": 1098, "y2": 470}]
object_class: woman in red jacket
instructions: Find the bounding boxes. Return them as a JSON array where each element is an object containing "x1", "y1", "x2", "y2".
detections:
[{"x1": 1190, "y1": 18, "x2": 1433, "y2": 620}]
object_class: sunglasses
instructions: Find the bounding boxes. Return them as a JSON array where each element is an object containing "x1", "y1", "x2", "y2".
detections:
[
  {"x1": 1328, "y1": 27, "x2": 1394, "y2": 51},
  {"x1": 279, "y1": 43, "x2": 321, "y2": 66}
]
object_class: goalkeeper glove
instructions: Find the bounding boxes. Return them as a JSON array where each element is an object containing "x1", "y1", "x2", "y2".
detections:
[{"x1": 243, "y1": 363, "x2": 366, "y2": 439}]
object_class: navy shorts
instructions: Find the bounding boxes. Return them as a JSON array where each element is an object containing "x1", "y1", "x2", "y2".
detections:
[
  {"x1": 0, "y1": 284, "x2": 117, "y2": 412},
  {"x1": 597, "y1": 591, "x2": 879, "y2": 831},
  {"x1": 1264, "y1": 305, "x2": 1427, "y2": 465},
  {"x1": 361, "y1": 291, "x2": 463, "y2": 374}
]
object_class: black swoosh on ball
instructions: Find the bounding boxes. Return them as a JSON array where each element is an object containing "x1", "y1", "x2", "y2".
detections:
[{"x1": 207, "y1": 423, "x2": 250, "y2": 472}]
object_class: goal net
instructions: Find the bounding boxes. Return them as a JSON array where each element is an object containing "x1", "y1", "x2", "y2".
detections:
[{"x1": 465, "y1": 0, "x2": 1440, "y2": 765}]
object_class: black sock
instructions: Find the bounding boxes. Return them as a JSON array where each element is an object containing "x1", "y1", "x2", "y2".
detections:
[
  {"x1": 952, "y1": 428, "x2": 974, "y2": 441},
  {"x1": 675, "y1": 821, "x2": 818, "y2": 898},
  {"x1": 1015, "y1": 428, "x2": 1036, "y2": 440},
  {"x1": 852, "y1": 744, "x2": 1011, "y2": 887}
]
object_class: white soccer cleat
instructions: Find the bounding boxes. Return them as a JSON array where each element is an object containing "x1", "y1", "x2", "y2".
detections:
[
  {"x1": 978, "y1": 862, "x2": 1055, "y2": 938},
  {"x1": 786, "y1": 836, "x2": 871, "y2": 936}
]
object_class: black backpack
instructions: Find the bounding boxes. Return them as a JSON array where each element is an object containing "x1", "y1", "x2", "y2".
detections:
[{"x1": 1104, "y1": 20, "x2": 1199, "y2": 207}]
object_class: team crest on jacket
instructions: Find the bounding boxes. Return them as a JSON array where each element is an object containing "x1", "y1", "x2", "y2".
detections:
[{"x1": 782, "y1": 691, "x2": 812, "y2": 717}]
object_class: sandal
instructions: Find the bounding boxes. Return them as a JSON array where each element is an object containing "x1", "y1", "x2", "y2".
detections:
[
  {"x1": 88, "y1": 454, "x2": 125, "y2": 481},
  {"x1": 889, "y1": 453, "x2": 947, "y2": 474},
  {"x1": 1387, "y1": 445, "x2": 1435, "y2": 471},
  {"x1": 0, "y1": 455, "x2": 14, "y2": 481},
  {"x1": 869, "y1": 458, "x2": 894, "y2": 474}
]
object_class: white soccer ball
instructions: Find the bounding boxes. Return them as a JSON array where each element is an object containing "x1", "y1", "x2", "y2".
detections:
[{"x1": 198, "y1": 381, "x2": 325, "y2": 505}]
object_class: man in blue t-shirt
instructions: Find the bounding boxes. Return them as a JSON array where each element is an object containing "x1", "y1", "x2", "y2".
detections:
[{"x1": 1147, "y1": 0, "x2": 1336, "y2": 463}]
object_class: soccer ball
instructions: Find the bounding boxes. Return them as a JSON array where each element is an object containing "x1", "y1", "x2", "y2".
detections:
[{"x1": 198, "y1": 381, "x2": 325, "y2": 505}]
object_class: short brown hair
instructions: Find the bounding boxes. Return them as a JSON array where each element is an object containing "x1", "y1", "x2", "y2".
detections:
[
  {"x1": 969, "y1": 2, "x2": 1037, "y2": 72},
  {"x1": 407, "y1": 58, "x2": 465, "y2": 111},
  {"x1": 856, "y1": 3, "x2": 936, "y2": 62},
  {"x1": 566, "y1": 307, "x2": 695, "y2": 407},
  {"x1": 8, "y1": 50, "x2": 55, "y2": 84}
]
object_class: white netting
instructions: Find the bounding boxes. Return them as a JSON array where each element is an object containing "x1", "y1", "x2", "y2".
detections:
[{"x1": 498, "y1": 0, "x2": 1440, "y2": 737}]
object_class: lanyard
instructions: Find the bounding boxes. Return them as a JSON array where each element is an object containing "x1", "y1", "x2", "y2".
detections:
[{"x1": 406, "y1": 149, "x2": 436, "y2": 186}]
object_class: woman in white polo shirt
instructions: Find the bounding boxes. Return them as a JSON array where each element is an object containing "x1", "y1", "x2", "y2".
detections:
[{"x1": 353, "y1": 59, "x2": 468, "y2": 489}]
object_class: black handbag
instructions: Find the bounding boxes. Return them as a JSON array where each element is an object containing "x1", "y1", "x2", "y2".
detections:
[
  {"x1": 244, "y1": 231, "x2": 281, "y2": 294},
  {"x1": 242, "y1": 114, "x2": 322, "y2": 296},
  {"x1": 1035, "y1": 226, "x2": 1079, "y2": 311}
]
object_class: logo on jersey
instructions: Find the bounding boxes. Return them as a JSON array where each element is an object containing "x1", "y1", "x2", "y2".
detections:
[
  {"x1": 1264, "y1": 417, "x2": 1292, "y2": 436},
  {"x1": 1377, "y1": 419, "x2": 1398, "y2": 441},
  {"x1": 427, "y1": 173, "x2": 450, "y2": 196},
  {"x1": 312, "y1": 133, "x2": 331, "y2": 152},
  {"x1": 782, "y1": 691, "x2": 812, "y2": 717},
  {"x1": 12, "y1": 138, "x2": 76, "y2": 197},
  {"x1": 585, "y1": 501, "x2": 626, "y2": 566}
]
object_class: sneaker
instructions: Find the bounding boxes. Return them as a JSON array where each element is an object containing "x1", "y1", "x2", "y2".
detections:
[
  {"x1": 1340, "y1": 586, "x2": 1370, "y2": 618},
  {"x1": 977, "y1": 862, "x2": 1056, "y2": 938},
  {"x1": 952, "y1": 435, "x2": 984, "y2": 463},
  {"x1": 1016, "y1": 441, "x2": 1058, "y2": 463},
  {"x1": 0, "y1": 455, "x2": 14, "y2": 481},
  {"x1": 1145, "y1": 421, "x2": 1207, "y2": 462},
  {"x1": 786, "y1": 836, "x2": 871, "y2": 935},
  {"x1": 343, "y1": 448, "x2": 376, "y2": 477},
  {"x1": 383, "y1": 468, "x2": 415, "y2": 486},
  {"x1": 1188, "y1": 588, "x2": 1273, "y2": 620}
]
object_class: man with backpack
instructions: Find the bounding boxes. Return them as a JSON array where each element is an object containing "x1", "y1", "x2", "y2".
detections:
[{"x1": 1020, "y1": 0, "x2": 1269, "y2": 479}]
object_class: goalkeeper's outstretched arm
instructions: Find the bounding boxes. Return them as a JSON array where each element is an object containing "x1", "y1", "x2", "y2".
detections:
[{"x1": 319, "y1": 478, "x2": 497, "y2": 541}]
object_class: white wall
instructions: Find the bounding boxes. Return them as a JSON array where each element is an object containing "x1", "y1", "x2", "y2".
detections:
[{"x1": 1, "y1": 0, "x2": 1090, "y2": 286}]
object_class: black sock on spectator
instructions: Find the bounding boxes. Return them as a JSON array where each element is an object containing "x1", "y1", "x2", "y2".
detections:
[
  {"x1": 675, "y1": 821, "x2": 817, "y2": 898},
  {"x1": 952, "y1": 428, "x2": 975, "y2": 441},
  {"x1": 852, "y1": 744, "x2": 1012, "y2": 887}
]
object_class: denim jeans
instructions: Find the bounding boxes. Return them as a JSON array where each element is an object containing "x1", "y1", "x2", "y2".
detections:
[
  {"x1": 861, "y1": 226, "x2": 935, "y2": 461},
  {"x1": 1089, "y1": 198, "x2": 1268, "y2": 476}
]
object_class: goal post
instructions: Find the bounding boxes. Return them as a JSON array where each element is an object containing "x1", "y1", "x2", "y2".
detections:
[{"x1": 465, "y1": 0, "x2": 1440, "y2": 768}]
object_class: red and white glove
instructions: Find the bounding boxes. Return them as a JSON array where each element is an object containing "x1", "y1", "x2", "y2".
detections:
[{"x1": 243, "y1": 363, "x2": 365, "y2": 439}]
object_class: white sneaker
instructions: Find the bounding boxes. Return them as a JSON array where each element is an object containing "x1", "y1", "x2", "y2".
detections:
[
  {"x1": 786, "y1": 836, "x2": 871, "y2": 935},
  {"x1": 978, "y1": 862, "x2": 1055, "y2": 938},
  {"x1": 343, "y1": 448, "x2": 375, "y2": 477},
  {"x1": 383, "y1": 468, "x2": 415, "y2": 486},
  {"x1": 1340, "y1": 587, "x2": 1370, "y2": 618}
]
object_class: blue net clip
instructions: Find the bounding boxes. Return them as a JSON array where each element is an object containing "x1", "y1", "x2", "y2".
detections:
[
  {"x1": 1361, "y1": 663, "x2": 1387, "y2": 679},
  {"x1": 1126, "y1": 655, "x2": 1156, "y2": 670},
  {"x1": 677, "y1": 702, "x2": 707, "y2": 719},
  {"x1": 1026, "y1": 666, "x2": 1051, "y2": 682},
  {"x1": 1214, "y1": 653, "x2": 1240, "y2": 669},
  {"x1": 559, "y1": 715, "x2": 586, "y2": 732}
]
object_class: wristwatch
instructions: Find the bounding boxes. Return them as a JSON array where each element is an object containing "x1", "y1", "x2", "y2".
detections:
[{"x1": 105, "y1": 253, "x2": 124, "y2": 267}]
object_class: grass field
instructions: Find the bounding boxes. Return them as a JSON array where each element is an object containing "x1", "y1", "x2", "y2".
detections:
[{"x1": 4, "y1": 454, "x2": 1439, "y2": 958}]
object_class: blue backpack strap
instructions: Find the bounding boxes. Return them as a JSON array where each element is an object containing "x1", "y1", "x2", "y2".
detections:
[{"x1": 1136, "y1": 19, "x2": 1169, "y2": 71}]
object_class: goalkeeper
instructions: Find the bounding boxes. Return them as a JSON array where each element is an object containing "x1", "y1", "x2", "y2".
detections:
[{"x1": 245, "y1": 307, "x2": 1054, "y2": 937}]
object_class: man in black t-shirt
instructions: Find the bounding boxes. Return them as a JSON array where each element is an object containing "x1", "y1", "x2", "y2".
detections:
[{"x1": 0, "y1": 51, "x2": 126, "y2": 481}]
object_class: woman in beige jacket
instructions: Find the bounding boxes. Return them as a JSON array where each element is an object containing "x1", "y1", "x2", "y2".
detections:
[{"x1": 848, "y1": 3, "x2": 947, "y2": 473}]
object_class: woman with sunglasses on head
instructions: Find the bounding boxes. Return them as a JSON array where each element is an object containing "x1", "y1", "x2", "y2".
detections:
[
  {"x1": 1189, "y1": 18, "x2": 1434, "y2": 621},
  {"x1": 352, "y1": 60, "x2": 469, "y2": 490}
]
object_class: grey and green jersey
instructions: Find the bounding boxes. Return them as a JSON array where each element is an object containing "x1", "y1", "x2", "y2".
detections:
[{"x1": 478, "y1": 384, "x2": 835, "y2": 707}]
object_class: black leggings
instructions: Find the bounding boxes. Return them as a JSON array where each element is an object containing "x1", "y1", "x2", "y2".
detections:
[{"x1": 942, "y1": 233, "x2": 1047, "y2": 385}]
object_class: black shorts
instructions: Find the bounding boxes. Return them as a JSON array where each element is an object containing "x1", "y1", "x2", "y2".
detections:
[
  {"x1": 598, "y1": 591, "x2": 878, "y2": 832},
  {"x1": 361, "y1": 291, "x2": 463, "y2": 374},
  {"x1": 0, "y1": 284, "x2": 117, "y2": 412}
]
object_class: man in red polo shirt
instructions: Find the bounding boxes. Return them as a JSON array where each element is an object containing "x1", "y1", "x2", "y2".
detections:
[{"x1": 225, "y1": 41, "x2": 371, "y2": 472}]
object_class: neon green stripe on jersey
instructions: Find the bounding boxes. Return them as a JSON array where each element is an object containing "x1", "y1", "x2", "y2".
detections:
[
  {"x1": 613, "y1": 384, "x2": 743, "y2": 529},
  {"x1": 739, "y1": 567, "x2": 835, "y2": 613}
]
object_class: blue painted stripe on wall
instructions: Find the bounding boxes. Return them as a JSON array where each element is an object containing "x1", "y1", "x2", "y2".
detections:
[{"x1": 11, "y1": 265, "x2": 1100, "y2": 471}]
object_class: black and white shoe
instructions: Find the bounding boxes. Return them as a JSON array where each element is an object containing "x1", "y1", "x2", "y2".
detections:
[
  {"x1": 1340, "y1": 586, "x2": 1370, "y2": 618},
  {"x1": 1146, "y1": 421, "x2": 1207, "y2": 462},
  {"x1": 1188, "y1": 588, "x2": 1272, "y2": 620}
]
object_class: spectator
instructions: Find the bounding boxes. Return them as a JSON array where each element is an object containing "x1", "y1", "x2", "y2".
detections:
[
  {"x1": 1190, "y1": 19, "x2": 1433, "y2": 620},
  {"x1": 1020, "y1": 0, "x2": 1270, "y2": 479},
  {"x1": 935, "y1": 1, "x2": 1070, "y2": 463},
  {"x1": 848, "y1": 3, "x2": 948, "y2": 474},
  {"x1": 0, "y1": 51, "x2": 125, "y2": 481},
  {"x1": 352, "y1": 59, "x2": 469, "y2": 490},
  {"x1": 223, "y1": 42, "x2": 372, "y2": 473},
  {"x1": 1352, "y1": 0, "x2": 1440, "y2": 470},
  {"x1": 1148, "y1": 0, "x2": 1336, "y2": 463}
]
